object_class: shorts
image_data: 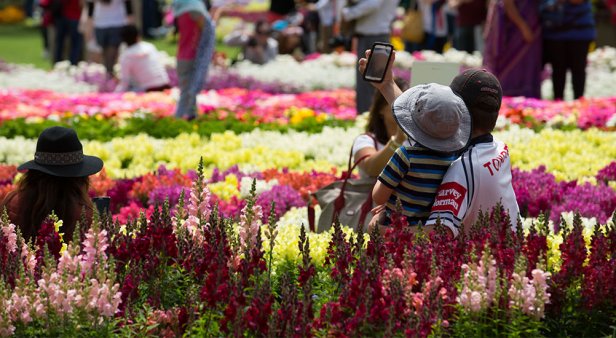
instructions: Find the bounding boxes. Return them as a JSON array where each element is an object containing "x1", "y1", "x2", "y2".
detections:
[{"x1": 95, "y1": 26, "x2": 124, "y2": 48}]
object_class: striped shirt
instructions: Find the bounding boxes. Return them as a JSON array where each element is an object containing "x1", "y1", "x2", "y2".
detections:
[{"x1": 378, "y1": 145, "x2": 457, "y2": 225}]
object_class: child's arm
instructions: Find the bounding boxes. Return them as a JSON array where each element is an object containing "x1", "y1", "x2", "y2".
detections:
[{"x1": 372, "y1": 181, "x2": 394, "y2": 206}]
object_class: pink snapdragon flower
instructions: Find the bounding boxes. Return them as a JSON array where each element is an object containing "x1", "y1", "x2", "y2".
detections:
[
  {"x1": 238, "y1": 203, "x2": 263, "y2": 252},
  {"x1": 1, "y1": 223, "x2": 17, "y2": 254},
  {"x1": 457, "y1": 252, "x2": 498, "y2": 313},
  {"x1": 508, "y1": 269, "x2": 551, "y2": 319}
]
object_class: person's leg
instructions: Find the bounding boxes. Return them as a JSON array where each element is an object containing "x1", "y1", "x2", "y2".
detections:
[
  {"x1": 68, "y1": 19, "x2": 83, "y2": 65},
  {"x1": 457, "y1": 25, "x2": 475, "y2": 53},
  {"x1": 54, "y1": 17, "x2": 68, "y2": 64},
  {"x1": 175, "y1": 59, "x2": 196, "y2": 118},
  {"x1": 41, "y1": 25, "x2": 50, "y2": 58},
  {"x1": 545, "y1": 39, "x2": 567, "y2": 100},
  {"x1": 435, "y1": 36, "x2": 448, "y2": 53},
  {"x1": 566, "y1": 39, "x2": 590, "y2": 99}
]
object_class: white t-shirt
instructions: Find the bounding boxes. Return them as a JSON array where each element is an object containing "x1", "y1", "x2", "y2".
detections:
[
  {"x1": 419, "y1": 0, "x2": 449, "y2": 37},
  {"x1": 91, "y1": 0, "x2": 127, "y2": 29},
  {"x1": 352, "y1": 134, "x2": 385, "y2": 179},
  {"x1": 426, "y1": 135, "x2": 520, "y2": 237},
  {"x1": 116, "y1": 41, "x2": 170, "y2": 92}
]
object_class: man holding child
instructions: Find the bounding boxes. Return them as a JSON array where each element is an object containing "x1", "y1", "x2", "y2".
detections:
[{"x1": 358, "y1": 49, "x2": 520, "y2": 237}]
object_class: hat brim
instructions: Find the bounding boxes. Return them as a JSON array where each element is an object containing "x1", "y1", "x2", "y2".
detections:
[
  {"x1": 392, "y1": 86, "x2": 471, "y2": 153},
  {"x1": 17, "y1": 155, "x2": 103, "y2": 178}
]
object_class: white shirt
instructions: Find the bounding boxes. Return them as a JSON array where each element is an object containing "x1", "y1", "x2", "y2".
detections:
[
  {"x1": 352, "y1": 134, "x2": 412, "y2": 179},
  {"x1": 316, "y1": 0, "x2": 345, "y2": 27},
  {"x1": 426, "y1": 136, "x2": 520, "y2": 237},
  {"x1": 342, "y1": 0, "x2": 398, "y2": 36},
  {"x1": 116, "y1": 41, "x2": 170, "y2": 92},
  {"x1": 91, "y1": 0, "x2": 127, "y2": 29},
  {"x1": 352, "y1": 134, "x2": 385, "y2": 179},
  {"x1": 419, "y1": 0, "x2": 449, "y2": 37}
]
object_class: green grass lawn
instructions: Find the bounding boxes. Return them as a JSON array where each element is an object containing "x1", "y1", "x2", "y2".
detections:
[{"x1": 0, "y1": 23, "x2": 240, "y2": 70}]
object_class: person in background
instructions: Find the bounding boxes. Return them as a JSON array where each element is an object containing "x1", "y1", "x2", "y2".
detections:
[
  {"x1": 116, "y1": 25, "x2": 171, "y2": 92},
  {"x1": 608, "y1": 0, "x2": 616, "y2": 29},
  {"x1": 173, "y1": 0, "x2": 216, "y2": 120},
  {"x1": 38, "y1": 0, "x2": 54, "y2": 60},
  {"x1": 449, "y1": 0, "x2": 487, "y2": 53},
  {"x1": 342, "y1": 0, "x2": 398, "y2": 114},
  {"x1": 142, "y1": 0, "x2": 163, "y2": 39},
  {"x1": 1, "y1": 126, "x2": 103, "y2": 243},
  {"x1": 483, "y1": 0, "x2": 542, "y2": 98},
  {"x1": 315, "y1": 0, "x2": 346, "y2": 52},
  {"x1": 418, "y1": 0, "x2": 449, "y2": 53},
  {"x1": 352, "y1": 77, "x2": 410, "y2": 179},
  {"x1": 223, "y1": 20, "x2": 279, "y2": 65},
  {"x1": 542, "y1": 0, "x2": 596, "y2": 100},
  {"x1": 269, "y1": 0, "x2": 297, "y2": 23},
  {"x1": 54, "y1": 0, "x2": 83, "y2": 65},
  {"x1": 87, "y1": 0, "x2": 134, "y2": 77}
]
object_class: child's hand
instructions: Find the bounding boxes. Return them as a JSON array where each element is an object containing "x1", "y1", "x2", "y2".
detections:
[{"x1": 358, "y1": 49, "x2": 397, "y2": 91}]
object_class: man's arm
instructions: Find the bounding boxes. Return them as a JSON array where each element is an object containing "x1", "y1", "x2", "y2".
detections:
[{"x1": 342, "y1": 0, "x2": 384, "y2": 21}]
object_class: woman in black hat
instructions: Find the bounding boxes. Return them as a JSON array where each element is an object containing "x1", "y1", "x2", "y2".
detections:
[{"x1": 1, "y1": 127, "x2": 104, "y2": 242}]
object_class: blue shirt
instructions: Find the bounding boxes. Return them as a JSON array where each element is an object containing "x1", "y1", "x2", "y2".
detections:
[
  {"x1": 378, "y1": 145, "x2": 457, "y2": 226},
  {"x1": 543, "y1": 1, "x2": 596, "y2": 41}
]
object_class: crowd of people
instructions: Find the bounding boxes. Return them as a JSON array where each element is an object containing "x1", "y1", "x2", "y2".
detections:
[{"x1": 27, "y1": 0, "x2": 614, "y2": 106}]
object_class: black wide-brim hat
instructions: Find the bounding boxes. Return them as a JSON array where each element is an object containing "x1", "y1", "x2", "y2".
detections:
[{"x1": 18, "y1": 126, "x2": 103, "y2": 178}]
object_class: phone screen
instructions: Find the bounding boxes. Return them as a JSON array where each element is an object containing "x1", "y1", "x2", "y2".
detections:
[{"x1": 363, "y1": 43, "x2": 393, "y2": 83}]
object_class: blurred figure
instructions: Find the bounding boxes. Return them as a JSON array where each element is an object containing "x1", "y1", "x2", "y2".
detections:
[
  {"x1": 173, "y1": 0, "x2": 216, "y2": 119},
  {"x1": 269, "y1": 0, "x2": 297, "y2": 22},
  {"x1": 483, "y1": 0, "x2": 542, "y2": 98},
  {"x1": 87, "y1": 0, "x2": 134, "y2": 77},
  {"x1": 418, "y1": 0, "x2": 449, "y2": 53},
  {"x1": 116, "y1": 25, "x2": 170, "y2": 92},
  {"x1": 542, "y1": 0, "x2": 596, "y2": 100},
  {"x1": 224, "y1": 20, "x2": 279, "y2": 64},
  {"x1": 315, "y1": 0, "x2": 345, "y2": 52},
  {"x1": 54, "y1": 0, "x2": 83, "y2": 65},
  {"x1": 449, "y1": 0, "x2": 487, "y2": 53},
  {"x1": 38, "y1": 0, "x2": 54, "y2": 59},
  {"x1": 342, "y1": 0, "x2": 398, "y2": 114}
]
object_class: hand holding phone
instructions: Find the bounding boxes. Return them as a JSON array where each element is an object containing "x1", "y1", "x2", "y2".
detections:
[{"x1": 362, "y1": 42, "x2": 394, "y2": 83}]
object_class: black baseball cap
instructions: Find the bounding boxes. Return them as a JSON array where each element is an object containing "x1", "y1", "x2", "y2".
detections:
[{"x1": 450, "y1": 69, "x2": 502, "y2": 114}]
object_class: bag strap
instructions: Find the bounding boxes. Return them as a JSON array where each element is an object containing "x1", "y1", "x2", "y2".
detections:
[
  {"x1": 308, "y1": 134, "x2": 378, "y2": 232},
  {"x1": 331, "y1": 133, "x2": 378, "y2": 226}
]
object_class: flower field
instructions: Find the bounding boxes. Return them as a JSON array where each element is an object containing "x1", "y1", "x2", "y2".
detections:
[{"x1": 0, "y1": 52, "x2": 615, "y2": 337}]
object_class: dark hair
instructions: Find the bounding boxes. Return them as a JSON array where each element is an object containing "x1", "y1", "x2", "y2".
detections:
[
  {"x1": 254, "y1": 20, "x2": 271, "y2": 35},
  {"x1": 366, "y1": 78, "x2": 409, "y2": 145},
  {"x1": 468, "y1": 95, "x2": 499, "y2": 133},
  {"x1": 2, "y1": 170, "x2": 91, "y2": 242},
  {"x1": 121, "y1": 24, "x2": 140, "y2": 46}
]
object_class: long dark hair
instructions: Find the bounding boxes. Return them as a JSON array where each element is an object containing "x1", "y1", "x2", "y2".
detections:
[
  {"x1": 3, "y1": 170, "x2": 91, "y2": 242},
  {"x1": 366, "y1": 78, "x2": 409, "y2": 145}
]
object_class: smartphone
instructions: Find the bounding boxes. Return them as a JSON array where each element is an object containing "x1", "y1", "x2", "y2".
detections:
[
  {"x1": 363, "y1": 42, "x2": 394, "y2": 83},
  {"x1": 92, "y1": 197, "x2": 111, "y2": 215}
]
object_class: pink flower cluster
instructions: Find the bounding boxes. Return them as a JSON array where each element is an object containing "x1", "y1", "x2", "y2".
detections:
[
  {"x1": 0, "y1": 88, "x2": 356, "y2": 123},
  {"x1": 457, "y1": 251, "x2": 498, "y2": 313},
  {"x1": 0, "y1": 223, "x2": 121, "y2": 332},
  {"x1": 508, "y1": 269, "x2": 551, "y2": 319},
  {"x1": 500, "y1": 96, "x2": 616, "y2": 129}
]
